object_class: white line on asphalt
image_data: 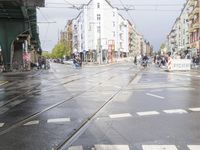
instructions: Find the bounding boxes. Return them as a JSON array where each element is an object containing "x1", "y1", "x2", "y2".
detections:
[
  {"x1": 137, "y1": 111, "x2": 160, "y2": 116},
  {"x1": 0, "y1": 81, "x2": 8, "y2": 86},
  {"x1": 132, "y1": 74, "x2": 142, "y2": 84},
  {"x1": 150, "y1": 89, "x2": 164, "y2": 92},
  {"x1": 109, "y1": 113, "x2": 132, "y2": 119},
  {"x1": 163, "y1": 109, "x2": 188, "y2": 114},
  {"x1": 47, "y1": 118, "x2": 71, "y2": 123},
  {"x1": 24, "y1": 120, "x2": 39, "y2": 126},
  {"x1": 189, "y1": 108, "x2": 200, "y2": 112},
  {"x1": 0, "y1": 123, "x2": 5, "y2": 127},
  {"x1": 187, "y1": 145, "x2": 200, "y2": 150},
  {"x1": 142, "y1": 145, "x2": 178, "y2": 150},
  {"x1": 94, "y1": 145, "x2": 130, "y2": 150},
  {"x1": 68, "y1": 146, "x2": 83, "y2": 150},
  {"x1": 146, "y1": 93, "x2": 165, "y2": 99}
]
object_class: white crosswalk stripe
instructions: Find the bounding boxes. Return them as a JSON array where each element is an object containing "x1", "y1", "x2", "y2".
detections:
[
  {"x1": 68, "y1": 146, "x2": 83, "y2": 150},
  {"x1": 163, "y1": 109, "x2": 188, "y2": 114},
  {"x1": 109, "y1": 113, "x2": 132, "y2": 119},
  {"x1": 142, "y1": 145, "x2": 178, "y2": 150},
  {"x1": 146, "y1": 93, "x2": 165, "y2": 99},
  {"x1": 187, "y1": 145, "x2": 200, "y2": 150},
  {"x1": 189, "y1": 108, "x2": 200, "y2": 112},
  {"x1": 24, "y1": 120, "x2": 39, "y2": 126},
  {"x1": 0, "y1": 123, "x2": 5, "y2": 127},
  {"x1": 94, "y1": 145, "x2": 130, "y2": 150},
  {"x1": 137, "y1": 111, "x2": 160, "y2": 116},
  {"x1": 47, "y1": 118, "x2": 70, "y2": 123}
]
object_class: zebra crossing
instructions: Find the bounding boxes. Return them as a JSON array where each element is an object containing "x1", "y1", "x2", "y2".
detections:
[
  {"x1": 0, "y1": 107, "x2": 200, "y2": 128},
  {"x1": 68, "y1": 145, "x2": 200, "y2": 150},
  {"x1": 105, "y1": 107, "x2": 200, "y2": 120}
]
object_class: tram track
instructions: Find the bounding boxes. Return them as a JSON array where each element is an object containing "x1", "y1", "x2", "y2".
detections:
[
  {"x1": 0, "y1": 65, "x2": 140, "y2": 140},
  {"x1": 54, "y1": 70, "x2": 142, "y2": 150},
  {"x1": 0, "y1": 66, "x2": 136, "y2": 135},
  {"x1": 0, "y1": 68, "x2": 114, "y2": 111}
]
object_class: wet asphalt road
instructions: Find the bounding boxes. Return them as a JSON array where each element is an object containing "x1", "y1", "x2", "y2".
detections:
[{"x1": 0, "y1": 63, "x2": 200, "y2": 150}]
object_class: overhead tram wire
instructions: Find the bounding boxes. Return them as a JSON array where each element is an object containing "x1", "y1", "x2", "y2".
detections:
[
  {"x1": 118, "y1": 0, "x2": 136, "y2": 27},
  {"x1": 43, "y1": 2, "x2": 182, "y2": 12}
]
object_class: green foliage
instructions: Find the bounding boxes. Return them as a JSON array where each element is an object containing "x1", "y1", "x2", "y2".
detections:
[
  {"x1": 42, "y1": 51, "x2": 51, "y2": 58},
  {"x1": 160, "y1": 43, "x2": 165, "y2": 50},
  {"x1": 51, "y1": 42, "x2": 71, "y2": 59}
]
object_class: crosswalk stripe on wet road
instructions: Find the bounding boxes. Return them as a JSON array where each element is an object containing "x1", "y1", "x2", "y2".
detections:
[
  {"x1": 187, "y1": 145, "x2": 200, "y2": 150},
  {"x1": 47, "y1": 118, "x2": 70, "y2": 123},
  {"x1": 93, "y1": 145, "x2": 130, "y2": 150},
  {"x1": 109, "y1": 113, "x2": 132, "y2": 119},
  {"x1": 142, "y1": 145, "x2": 178, "y2": 150},
  {"x1": 68, "y1": 146, "x2": 83, "y2": 150},
  {"x1": 0, "y1": 123, "x2": 5, "y2": 127},
  {"x1": 137, "y1": 111, "x2": 160, "y2": 116},
  {"x1": 189, "y1": 108, "x2": 200, "y2": 112},
  {"x1": 163, "y1": 109, "x2": 188, "y2": 114},
  {"x1": 24, "y1": 120, "x2": 39, "y2": 126}
]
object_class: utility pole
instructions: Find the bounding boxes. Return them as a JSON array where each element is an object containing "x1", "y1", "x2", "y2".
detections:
[{"x1": 99, "y1": 21, "x2": 102, "y2": 64}]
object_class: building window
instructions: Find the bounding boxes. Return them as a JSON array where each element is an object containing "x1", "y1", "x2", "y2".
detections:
[
  {"x1": 113, "y1": 32, "x2": 115, "y2": 37},
  {"x1": 113, "y1": 22, "x2": 115, "y2": 27},
  {"x1": 97, "y1": 26, "x2": 100, "y2": 33},
  {"x1": 97, "y1": 14, "x2": 101, "y2": 20},
  {"x1": 97, "y1": 3, "x2": 100, "y2": 8}
]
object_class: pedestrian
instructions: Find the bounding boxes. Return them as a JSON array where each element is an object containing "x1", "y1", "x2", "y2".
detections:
[{"x1": 134, "y1": 56, "x2": 137, "y2": 65}]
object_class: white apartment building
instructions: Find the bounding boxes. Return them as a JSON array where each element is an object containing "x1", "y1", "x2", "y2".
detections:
[
  {"x1": 167, "y1": 1, "x2": 190, "y2": 57},
  {"x1": 72, "y1": 0, "x2": 129, "y2": 62}
]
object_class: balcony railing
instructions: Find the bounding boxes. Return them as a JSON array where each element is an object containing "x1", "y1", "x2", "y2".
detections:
[
  {"x1": 193, "y1": 22, "x2": 200, "y2": 29},
  {"x1": 189, "y1": 0, "x2": 196, "y2": 7},
  {"x1": 193, "y1": 7, "x2": 199, "y2": 15}
]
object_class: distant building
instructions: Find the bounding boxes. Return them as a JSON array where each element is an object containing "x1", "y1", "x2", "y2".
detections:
[
  {"x1": 62, "y1": 0, "x2": 152, "y2": 63},
  {"x1": 167, "y1": 0, "x2": 199, "y2": 58}
]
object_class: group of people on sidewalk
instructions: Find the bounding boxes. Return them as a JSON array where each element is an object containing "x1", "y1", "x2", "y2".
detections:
[
  {"x1": 192, "y1": 55, "x2": 200, "y2": 67},
  {"x1": 32, "y1": 56, "x2": 50, "y2": 70}
]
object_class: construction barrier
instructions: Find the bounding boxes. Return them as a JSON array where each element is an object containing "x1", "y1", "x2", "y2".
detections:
[{"x1": 168, "y1": 59, "x2": 191, "y2": 71}]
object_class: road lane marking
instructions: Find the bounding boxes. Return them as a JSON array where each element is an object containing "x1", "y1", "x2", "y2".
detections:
[
  {"x1": 24, "y1": 120, "x2": 39, "y2": 126},
  {"x1": 137, "y1": 111, "x2": 160, "y2": 116},
  {"x1": 132, "y1": 74, "x2": 142, "y2": 84},
  {"x1": 94, "y1": 145, "x2": 130, "y2": 150},
  {"x1": 0, "y1": 81, "x2": 8, "y2": 86},
  {"x1": 109, "y1": 113, "x2": 132, "y2": 119},
  {"x1": 142, "y1": 145, "x2": 178, "y2": 150},
  {"x1": 163, "y1": 109, "x2": 188, "y2": 114},
  {"x1": 68, "y1": 146, "x2": 83, "y2": 150},
  {"x1": 0, "y1": 123, "x2": 5, "y2": 127},
  {"x1": 189, "y1": 108, "x2": 200, "y2": 112},
  {"x1": 187, "y1": 145, "x2": 200, "y2": 150},
  {"x1": 150, "y1": 89, "x2": 163, "y2": 92},
  {"x1": 146, "y1": 93, "x2": 165, "y2": 99},
  {"x1": 47, "y1": 118, "x2": 70, "y2": 123}
]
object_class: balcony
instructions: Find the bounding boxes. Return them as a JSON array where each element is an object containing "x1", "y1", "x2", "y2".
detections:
[
  {"x1": 170, "y1": 32, "x2": 176, "y2": 37},
  {"x1": 188, "y1": 12, "x2": 194, "y2": 20},
  {"x1": 189, "y1": 27, "x2": 196, "y2": 32},
  {"x1": 193, "y1": 7, "x2": 200, "y2": 15},
  {"x1": 189, "y1": 0, "x2": 196, "y2": 7},
  {"x1": 170, "y1": 39, "x2": 176, "y2": 44},
  {"x1": 193, "y1": 22, "x2": 200, "y2": 29}
]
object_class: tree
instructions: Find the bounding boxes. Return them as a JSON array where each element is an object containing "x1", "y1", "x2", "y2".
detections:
[
  {"x1": 42, "y1": 51, "x2": 51, "y2": 58},
  {"x1": 51, "y1": 42, "x2": 71, "y2": 59},
  {"x1": 160, "y1": 43, "x2": 165, "y2": 51}
]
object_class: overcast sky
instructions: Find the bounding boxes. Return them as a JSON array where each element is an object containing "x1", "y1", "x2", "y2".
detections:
[{"x1": 37, "y1": 0, "x2": 186, "y2": 52}]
